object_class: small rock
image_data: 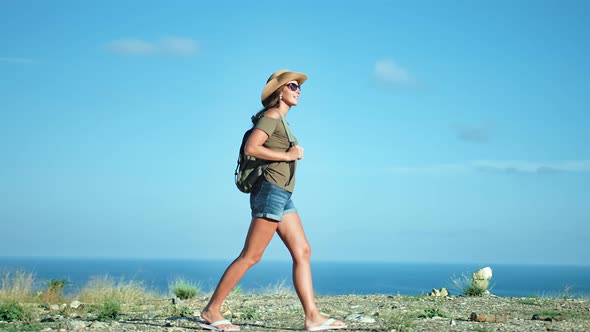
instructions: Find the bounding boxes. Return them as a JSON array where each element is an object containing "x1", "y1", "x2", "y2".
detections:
[
  {"x1": 41, "y1": 317, "x2": 56, "y2": 323},
  {"x1": 345, "y1": 314, "x2": 376, "y2": 323},
  {"x1": 69, "y1": 300, "x2": 83, "y2": 309},
  {"x1": 68, "y1": 312, "x2": 81, "y2": 319},
  {"x1": 332, "y1": 309, "x2": 348, "y2": 316},
  {"x1": 450, "y1": 319, "x2": 456, "y2": 325},
  {"x1": 428, "y1": 287, "x2": 449, "y2": 297},
  {"x1": 60, "y1": 319, "x2": 87, "y2": 330},
  {"x1": 89, "y1": 321, "x2": 108, "y2": 329},
  {"x1": 470, "y1": 312, "x2": 506, "y2": 323},
  {"x1": 49, "y1": 304, "x2": 60, "y2": 311}
]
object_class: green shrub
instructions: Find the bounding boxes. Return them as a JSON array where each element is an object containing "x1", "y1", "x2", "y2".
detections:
[
  {"x1": 383, "y1": 312, "x2": 415, "y2": 332},
  {"x1": 464, "y1": 281, "x2": 488, "y2": 297},
  {"x1": 170, "y1": 304, "x2": 193, "y2": 317},
  {"x1": 418, "y1": 308, "x2": 448, "y2": 318},
  {"x1": 0, "y1": 300, "x2": 32, "y2": 323},
  {"x1": 516, "y1": 298, "x2": 541, "y2": 306},
  {"x1": 241, "y1": 306, "x2": 257, "y2": 320},
  {"x1": 473, "y1": 327, "x2": 491, "y2": 332},
  {"x1": 90, "y1": 298, "x2": 122, "y2": 321},
  {"x1": 451, "y1": 273, "x2": 491, "y2": 297},
  {"x1": 169, "y1": 278, "x2": 199, "y2": 300}
]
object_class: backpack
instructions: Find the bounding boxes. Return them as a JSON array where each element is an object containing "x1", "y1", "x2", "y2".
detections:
[
  {"x1": 234, "y1": 126, "x2": 267, "y2": 193},
  {"x1": 234, "y1": 112, "x2": 295, "y2": 193}
]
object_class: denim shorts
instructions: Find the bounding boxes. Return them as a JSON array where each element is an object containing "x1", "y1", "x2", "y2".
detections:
[{"x1": 250, "y1": 180, "x2": 297, "y2": 222}]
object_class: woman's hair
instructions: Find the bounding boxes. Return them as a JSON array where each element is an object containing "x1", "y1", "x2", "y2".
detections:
[{"x1": 252, "y1": 87, "x2": 282, "y2": 124}]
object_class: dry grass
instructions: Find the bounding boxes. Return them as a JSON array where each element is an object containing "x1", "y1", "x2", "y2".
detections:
[
  {"x1": 0, "y1": 271, "x2": 35, "y2": 302},
  {"x1": 76, "y1": 275, "x2": 159, "y2": 305},
  {"x1": 257, "y1": 279, "x2": 295, "y2": 296}
]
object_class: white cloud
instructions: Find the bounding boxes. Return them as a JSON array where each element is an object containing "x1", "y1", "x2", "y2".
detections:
[
  {"x1": 374, "y1": 58, "x2": 415, "y2": 86},
  {"x1": 472, "y1": 160, "x2": 590, "y2": 174},
  {"x1": 386, "y1": 160, "x2": 590, "y2": 175},
  {"x1": 0, "y1": 57, "x2": 35, "y2": 64},
  {"x1": 105, "y1": 37, "x2": 199, "y2": 56}
]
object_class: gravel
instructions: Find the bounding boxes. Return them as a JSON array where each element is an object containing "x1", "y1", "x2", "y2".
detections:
[{"x1": 2, "y1": 294, "x2": 589, "y2": 331}]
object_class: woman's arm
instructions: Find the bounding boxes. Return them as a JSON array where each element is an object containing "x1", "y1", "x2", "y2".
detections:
[{"x1": 244, "y1": 129, "x2": 303, "y2": 161}]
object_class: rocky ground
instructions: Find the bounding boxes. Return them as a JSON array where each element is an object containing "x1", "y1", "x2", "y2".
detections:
[{"x1": 1, "y1": 294, "x2": 589, "y2": 332}]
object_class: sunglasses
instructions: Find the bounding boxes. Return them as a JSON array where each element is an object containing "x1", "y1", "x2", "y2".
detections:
[{"x1": 286, "y1": 82, "x2": 301, "y2": 92}]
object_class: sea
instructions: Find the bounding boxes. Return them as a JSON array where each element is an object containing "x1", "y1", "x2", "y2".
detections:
[{"x1": 1, "y1": 257, "x2": 589, "y2": 298}]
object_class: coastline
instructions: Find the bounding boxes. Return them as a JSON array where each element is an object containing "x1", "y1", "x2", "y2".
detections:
[{"x1": 2, "y1": 258, "x2": 589, "y2": 298}]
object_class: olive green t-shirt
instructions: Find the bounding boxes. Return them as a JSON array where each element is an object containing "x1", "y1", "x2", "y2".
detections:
[{"x1": 254, "y1": 116, "x2": 298, "y2": 193}]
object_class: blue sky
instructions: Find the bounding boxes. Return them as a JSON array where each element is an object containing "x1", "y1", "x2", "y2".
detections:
[{"x1": 1, "y1": 0, "x2": 589, "y2": 265}]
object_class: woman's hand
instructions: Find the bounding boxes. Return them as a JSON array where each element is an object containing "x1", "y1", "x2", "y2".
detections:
[{"x1": 286, "y1": 145, "x2": 304, "y2": 161}]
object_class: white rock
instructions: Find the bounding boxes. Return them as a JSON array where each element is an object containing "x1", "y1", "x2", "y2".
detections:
[
  {"x1": 345, "y1": 314, "x2": 376, "y2": 323},
  {"x1": 69, "y1": 300, "x2": 83, "y2": 309},
  {"x1": 472, "y1": 267, "x2": 493, "y2": 280},
  {"x1": 428, "y1": 288, "x2": 440, "y2": 296}
]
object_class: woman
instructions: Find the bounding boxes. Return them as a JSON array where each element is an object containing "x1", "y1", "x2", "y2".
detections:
[{"x1": 199, "y1": 70, "x2": 347, "y2": 331}]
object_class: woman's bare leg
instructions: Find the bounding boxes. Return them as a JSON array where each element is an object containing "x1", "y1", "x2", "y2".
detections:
[
  {"x1": 277, "y1": 213, "x2": 346, "y2": 330},
  {"x1": 201, "y1": 218, "x2": 278, "y2": 330}
]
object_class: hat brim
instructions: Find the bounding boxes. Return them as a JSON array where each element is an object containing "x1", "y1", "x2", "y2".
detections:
[{"x1": 261, "y1": 71, "x2": 308, "y2": 103}]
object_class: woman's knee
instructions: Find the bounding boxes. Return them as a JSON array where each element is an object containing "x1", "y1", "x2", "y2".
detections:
[
  {"x1": 239, "y1": 251, "x2": 263, "y2": 267},
  {"x1": 292, "y1": 243, "x2": 311, "y2": 262}
]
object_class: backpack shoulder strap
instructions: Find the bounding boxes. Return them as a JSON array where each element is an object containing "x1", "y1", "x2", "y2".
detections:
[
  {"x1": 276, "y1": 111, "x2": 296, "y2": 187},
  {"x1": 278, "y1": 111, "x2": 295, "y2": 147}
]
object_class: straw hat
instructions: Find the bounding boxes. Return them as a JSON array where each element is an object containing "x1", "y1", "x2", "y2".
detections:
[{"x1": 261, "y1": 69, "x2": 308, "y2": 105}]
